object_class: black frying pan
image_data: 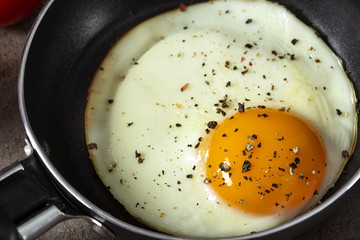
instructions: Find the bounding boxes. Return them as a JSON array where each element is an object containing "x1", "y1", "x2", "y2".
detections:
[{"x1": 1, "y1": 0, "x2": 359, "y2": 239}]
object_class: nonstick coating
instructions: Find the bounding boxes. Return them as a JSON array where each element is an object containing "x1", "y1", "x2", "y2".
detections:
[{"x1": 21, "y1": 0, "x2": 360, "y2": 238}]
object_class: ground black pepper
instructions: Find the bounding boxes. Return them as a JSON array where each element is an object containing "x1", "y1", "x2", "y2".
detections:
[
  {"x1": 207, "y1": 121, "x2": 218, "y2": 129},
  {"x1": 342, "y1": 150, "x2": 350, "y2": 158},
  {"x1": 238, "y1": 102, "x2": 245, "y2": 113},
  {"x1": 87, "y1": 143, "x2": 98, "y2": 150},
  {"x1": 242, "y1": 160, "x2": 251, "y2": 172},
  {"x1": 219, "y1": 162, "x2": 231, "y2": 172},
  {"x1": 291, "y1": 38, "x2": 299, "y2": 45}
]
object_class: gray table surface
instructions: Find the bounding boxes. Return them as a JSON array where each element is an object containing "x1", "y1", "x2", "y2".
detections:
[{"x1": 1, "y1": 8, "x2": 359, "y2": 240}]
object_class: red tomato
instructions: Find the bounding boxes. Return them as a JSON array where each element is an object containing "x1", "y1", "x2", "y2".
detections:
[{"x1": 0, "y1": 0, "x2": 43, "y2": 27}]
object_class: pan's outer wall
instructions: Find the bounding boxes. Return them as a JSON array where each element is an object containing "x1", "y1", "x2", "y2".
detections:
[{"x1": 22, "y1": 0, "x2": 360, "y2": 239}]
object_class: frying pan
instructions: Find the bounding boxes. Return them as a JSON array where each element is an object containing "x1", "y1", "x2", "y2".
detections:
[{"x1": 0, "y1": 0, "x2": 359, "y2": 239}]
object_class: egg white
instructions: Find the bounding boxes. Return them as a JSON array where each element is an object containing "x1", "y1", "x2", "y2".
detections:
[{"x1": 85, "y1": 0, "x2": 357, "y2": 238}]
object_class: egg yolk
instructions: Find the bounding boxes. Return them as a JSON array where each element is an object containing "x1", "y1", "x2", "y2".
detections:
[{"x1": 203, "y1": 108, "x2": 326, "y2": 215}]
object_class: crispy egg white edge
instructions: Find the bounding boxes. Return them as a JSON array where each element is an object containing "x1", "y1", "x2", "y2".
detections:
[{"x1": 85, "y1": 0, "x2": 358, "y2": 238}]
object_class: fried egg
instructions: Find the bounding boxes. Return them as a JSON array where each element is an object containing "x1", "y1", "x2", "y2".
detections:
[{"x1": 85, "y1": 0, "x2": 357, "y2": 238}]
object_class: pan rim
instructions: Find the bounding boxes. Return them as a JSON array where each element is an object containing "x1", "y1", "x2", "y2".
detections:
[{"x1": 17, "y1": 0, "x2": 360, "y2": 239}]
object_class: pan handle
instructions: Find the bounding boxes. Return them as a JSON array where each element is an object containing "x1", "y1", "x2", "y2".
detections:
[{"x1": 0, "y1": 152, "x2": 115, "y2": 239}]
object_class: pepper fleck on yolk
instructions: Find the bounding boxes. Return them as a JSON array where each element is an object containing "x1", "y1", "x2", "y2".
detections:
[{"x1": 203, "y1": 108, "x2": 326, "y2": 215}]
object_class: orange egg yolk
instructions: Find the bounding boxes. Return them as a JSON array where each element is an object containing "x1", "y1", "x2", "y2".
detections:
[{"x1": 203, "y1": 108, "x2": 326, "y2": 215}]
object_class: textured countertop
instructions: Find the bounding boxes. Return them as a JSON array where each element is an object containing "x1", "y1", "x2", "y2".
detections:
[{"x1": 0, "y1": 8, "x2": 359, "y2": 240}]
